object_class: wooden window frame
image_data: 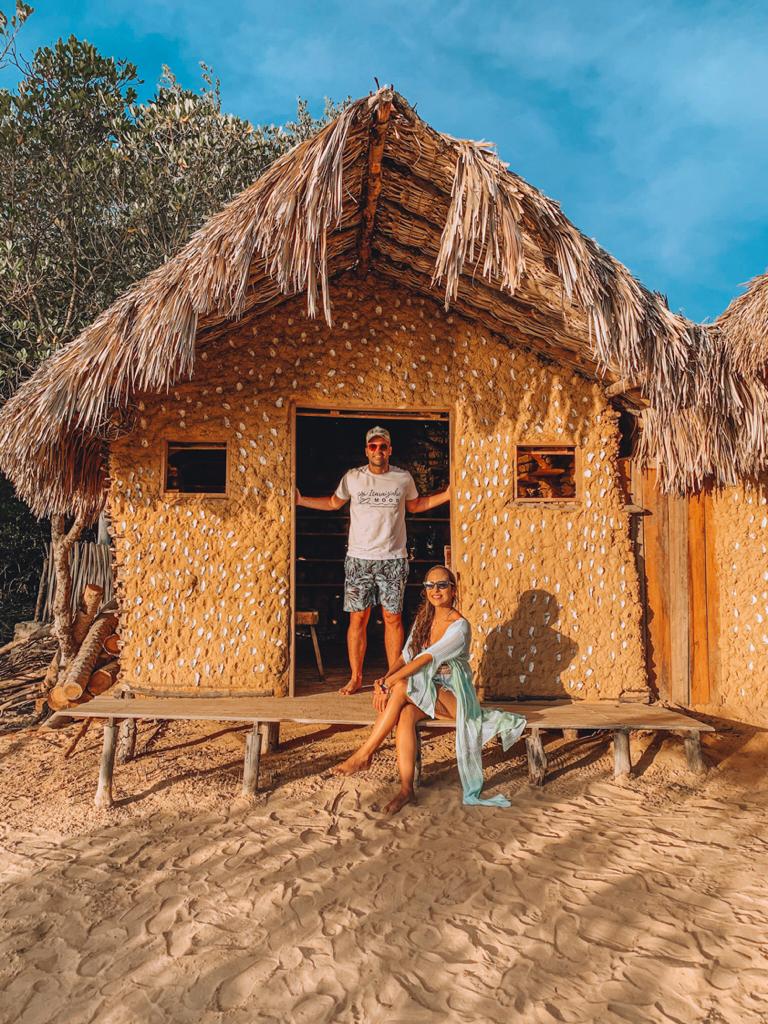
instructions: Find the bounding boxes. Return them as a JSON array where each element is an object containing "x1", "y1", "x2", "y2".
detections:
[
  {"x1": 513, "y1": 443, "x2": 581, "y2": 504},
  {"x1": 161, "y1": 440, "x2": 230, "y2": 499}
]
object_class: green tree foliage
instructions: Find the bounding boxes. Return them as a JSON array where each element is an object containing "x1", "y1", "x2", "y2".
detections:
[
  {"x1": 0, "y1": 31, "x2": 345, "y2": 390},
  {"x1": 0, "y1": 474, "x2": 48, "y2": 641},
  {"x1": 0, "y1": 22, "x2": 345, "y2": 638}
]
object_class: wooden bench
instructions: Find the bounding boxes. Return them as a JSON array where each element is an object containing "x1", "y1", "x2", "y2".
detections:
[{"x1": 49, "y1": 693, "x2": 714, "y2": 807}]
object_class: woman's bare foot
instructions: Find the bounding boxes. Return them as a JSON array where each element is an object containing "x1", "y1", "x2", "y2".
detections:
[
  {"x1": 383, "y1": 789, "x2": 416, "y2": 815},
  {"x1": 339, "y1": 678, "x2": 362, "y2": 696},
  {"x1": 331, "y1": 752, "x2": 372, "y2": 776}
]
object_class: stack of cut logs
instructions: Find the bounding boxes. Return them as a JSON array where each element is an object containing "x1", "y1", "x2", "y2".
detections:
[{"x1": 46, "y1": 583, "x2": 121, "y2": 711}]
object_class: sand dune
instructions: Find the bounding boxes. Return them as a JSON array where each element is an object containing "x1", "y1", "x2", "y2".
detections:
[{"x1": 1, "y1": 719, "x2": 767, "y2": 1023}]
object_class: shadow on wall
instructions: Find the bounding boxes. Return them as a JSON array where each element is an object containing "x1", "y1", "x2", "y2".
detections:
[{"x1": 479, "y1": 589, "x2": 578, "y2": 699}]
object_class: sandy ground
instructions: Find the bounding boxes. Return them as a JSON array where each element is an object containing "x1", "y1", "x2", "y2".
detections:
[{"x1": 1, "y1": 713, "x2": 767, "y2": 1024}]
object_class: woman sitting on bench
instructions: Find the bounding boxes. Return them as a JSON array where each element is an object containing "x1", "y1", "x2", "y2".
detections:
[{"x1": 332, "y1": 565, "x2": 527, "y2": 813}]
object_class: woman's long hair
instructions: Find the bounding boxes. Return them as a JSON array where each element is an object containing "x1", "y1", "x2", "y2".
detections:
[{"x1": 410, "y1": 566, "x2": 458, "y2": 655}]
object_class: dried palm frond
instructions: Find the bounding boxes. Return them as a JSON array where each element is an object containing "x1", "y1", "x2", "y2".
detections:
[{"x1": 716, "y1": 270, "x2": 768, "y2": 378}]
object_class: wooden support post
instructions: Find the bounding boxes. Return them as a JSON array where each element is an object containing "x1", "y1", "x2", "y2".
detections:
[
  {"x1": 242, "y1": 722, "x2": 262, "y2": 798},
  {"x1": 358, "y1": 89, "x2": 394, "y2": 273},
  {"x1": 95, "y1": 718, "x2": 118, "y2": 808},
  {"x1": 613, "y1": 730, "x2": 631, "y2": 779},
  {"x1": 259, "y1": 722, "x2": 280, "y2": 753},
  {"x1": 117, "y1": 691, "x2": 137, "y2": 764},
  {"x1": 526, "y1": 728, "x2": 547, "y2": 786},
  {"x1": 414, "y1": 727, "x2": 423, "y2": 790},
  {"x1": 562, "y1": 728, "x2": 579, "y2": 742},
  {"x1": 683, "y1": 730, "x2": 705, "y2": 774},
  {"x1": 310, "y1": 625, "x2": 325, "y2": 681}
]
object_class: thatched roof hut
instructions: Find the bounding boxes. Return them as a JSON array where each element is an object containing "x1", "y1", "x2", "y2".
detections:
[{"x1": 1, "y1": 86, "x2": 767, "y2": 519}]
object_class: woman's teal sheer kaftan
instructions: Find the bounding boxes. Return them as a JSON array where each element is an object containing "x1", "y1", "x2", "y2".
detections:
[{"x1": 404, "y1": 618, "x2": 526, "y2": 807}]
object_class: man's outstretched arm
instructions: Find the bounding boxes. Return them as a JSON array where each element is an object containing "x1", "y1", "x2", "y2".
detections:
[
  {"x1": 405, "y1": 484, "x2": 451, "y2": 514},
  {"x1": 296, "y1": 489, "x2": 347, "y2": 512}
]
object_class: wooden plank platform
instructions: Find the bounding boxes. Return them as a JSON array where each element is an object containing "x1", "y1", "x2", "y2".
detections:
[
  {"x1": 49, "y1": 694, "x2": 713, "y2": 807},
  {"x1": 51, "y1": 693, "x2": 714, "y2": 731}
]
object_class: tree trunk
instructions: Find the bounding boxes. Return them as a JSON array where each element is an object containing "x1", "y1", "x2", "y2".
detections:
[
  {"x1": 102, "y1": 633, "x2": 120, "y2": 657},
  {"x1": 59, "y1": 612, "x2": 117, "y2": 697},
  {"x1": 73, "y1": 584, "x2": 104, "y2": 645},
  {"x1": 42, "y1": 582, "x2": 103, "y2": 694},
  {"x1": 86, "y1": 660, "x2": 119, "y2": 697},
  {"x1": 51, "y1": 512, "x2": 86, "y2": 667}
]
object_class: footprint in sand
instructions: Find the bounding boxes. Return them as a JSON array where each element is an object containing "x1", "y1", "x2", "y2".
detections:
[{"x1": 290, "y1": 993, "x2": 338, "y2": 1024}]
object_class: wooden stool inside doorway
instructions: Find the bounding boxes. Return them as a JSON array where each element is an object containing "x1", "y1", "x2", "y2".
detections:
[{"x1": 297, "y1": 611, "x2": 325, "y2": 681}]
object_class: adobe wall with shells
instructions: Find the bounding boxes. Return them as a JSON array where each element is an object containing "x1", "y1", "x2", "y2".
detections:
[
  {"x1": 695, "y1": 483, "x2": 768, "y2": 726},
  {"x1": 108, "y1": 274, "x2": 648, "y2": 699}
]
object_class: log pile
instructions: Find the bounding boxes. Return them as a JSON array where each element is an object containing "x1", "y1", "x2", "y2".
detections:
[
  {"x1": 45, "y1": 584, "x2": 121, "y2": 712},
  {"x1": 0, "y1": 626, "x2": 57, "y2": 720}
]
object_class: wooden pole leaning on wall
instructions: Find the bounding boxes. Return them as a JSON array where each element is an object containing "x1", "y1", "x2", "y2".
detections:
[
  {"x1": 242, "y1": 722, "x2": 262, "y2": 798},
  {"x1": 95, "y1": 718, "x2": 118, "y2": 808}
]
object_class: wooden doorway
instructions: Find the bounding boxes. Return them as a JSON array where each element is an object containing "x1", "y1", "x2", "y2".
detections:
[
  {"x1": 637, "y1": 469, "x2": 720, "y2": 706},
  {"x1": 290, "y1": 406, "x2": 453, "y2": 696}
]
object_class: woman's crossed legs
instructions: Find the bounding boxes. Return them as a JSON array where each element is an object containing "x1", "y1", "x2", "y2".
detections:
[{"x1": 332, "y1": 682, "x2": 457, "y2": 814}]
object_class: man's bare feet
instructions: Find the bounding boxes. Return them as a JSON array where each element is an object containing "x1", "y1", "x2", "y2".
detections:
[
  {"x1": 339, "y1": 679, "x2": 362, "y2": 696},
  {"x1": 331, "y1": 752, "x2": 372, "y2": 776},
  {"x1": 383, "y1": 789, "x2": 416, "y2": 815}
]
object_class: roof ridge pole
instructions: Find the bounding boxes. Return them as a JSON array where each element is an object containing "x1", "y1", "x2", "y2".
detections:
[{"x1": 357, "y1": 87, "x2": 394, "y2": 275}]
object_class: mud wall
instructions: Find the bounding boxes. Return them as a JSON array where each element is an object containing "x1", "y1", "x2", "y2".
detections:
[
  {"x1": 109, "y1": 274, "x2": 647, "y2": 699},
  {"x1": 699, "y1": 483, "x2": 768, "y2": 726}
]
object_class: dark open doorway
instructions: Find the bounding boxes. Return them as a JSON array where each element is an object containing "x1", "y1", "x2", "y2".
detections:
[{"x1": 293, "y1": 408, "x2": 451, "y2": 695}]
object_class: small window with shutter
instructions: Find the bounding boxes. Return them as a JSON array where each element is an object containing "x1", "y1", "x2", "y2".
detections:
[{"x1": 514, "y1": 445, "x2": 578, "y2": 501}]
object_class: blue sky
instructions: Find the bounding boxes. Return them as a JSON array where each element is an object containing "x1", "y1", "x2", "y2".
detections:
[{"x1": 5, "y1": 0, "x2": 768, "y2": 322}]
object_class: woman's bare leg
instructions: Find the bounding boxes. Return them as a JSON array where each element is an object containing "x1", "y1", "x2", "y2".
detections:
[
  {"x1": 384, "y1": 703, "x2": 428, "y2": 814},
  {"x1": 332, "y1": 682, "x2": 411, "y2": 775}
]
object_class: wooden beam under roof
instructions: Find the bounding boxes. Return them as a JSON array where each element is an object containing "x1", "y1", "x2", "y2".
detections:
[{"x1": 358, "y1": 89, "x2": 394, "y2": 274}]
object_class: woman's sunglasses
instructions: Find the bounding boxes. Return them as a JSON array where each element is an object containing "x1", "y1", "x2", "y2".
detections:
[{"x1": 424, "y1": 580, "x2": 453, "y2": 591}]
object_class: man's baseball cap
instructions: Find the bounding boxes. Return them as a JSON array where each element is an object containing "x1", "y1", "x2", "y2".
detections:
[{"x1": 365, "y1": 426, "x2": 391, "y2": 445}]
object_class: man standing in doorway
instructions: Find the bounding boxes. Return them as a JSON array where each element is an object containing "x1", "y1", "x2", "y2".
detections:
[{"x1": 296, "y1": 426, "x2": 450, "y2": 695}]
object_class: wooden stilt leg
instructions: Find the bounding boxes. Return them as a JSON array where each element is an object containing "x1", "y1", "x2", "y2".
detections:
[
  {"x1": 117, "y1": 690, "x2": 136, "y2": 764},
  {"x1": 414, "y1": 727, "x2": 423, "y2": 790},
  {"x1": 310, "y1": 625, "x2": 325, "y2": 680},
  {"x1": 613, "y1": 730, "x2": 631, "y2": 778},
  {"x1": 259, "y1": 722, "x2": 279, "y2": 753},
  {"x1": 526, "y1": 728, "x2": 547, "y2": 786},
  {"x1": 95, "y1": 718, "x2": 118, "y2": 808},
  {"x1": 242, "y1": 722, "x2": 262, "y2": 797},
  {"x1": 684, "y1": 730, "x2": 705, "y2": 774}
]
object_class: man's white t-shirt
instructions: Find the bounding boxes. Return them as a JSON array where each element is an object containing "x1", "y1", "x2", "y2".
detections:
[{"x1": 335, "y1": 465, "x2": 418, "y2": 560}]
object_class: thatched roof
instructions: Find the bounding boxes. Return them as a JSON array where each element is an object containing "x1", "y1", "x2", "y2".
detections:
[
  {"x1": 716, "y1": 270, "x2": 768, "y2": 377},
  {"x1": 2, "y1": 86, "x2": 767, "y2": 519}
]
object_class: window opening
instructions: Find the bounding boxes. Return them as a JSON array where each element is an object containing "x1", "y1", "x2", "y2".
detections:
[
  {"x1": 165, "y1": 442, "x2": 227, "y2": 494},
  {"x1": 515, "y1": 445, "x2": 577, "y2": 501}
]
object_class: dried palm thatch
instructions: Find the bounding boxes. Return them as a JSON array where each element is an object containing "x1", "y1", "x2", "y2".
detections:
[
  {"x1": 1, "y1": 86, "x2": 766, "y2": 517},
  {"x1": 716, "y1": 270, "x2": 768, "y2": 378}
]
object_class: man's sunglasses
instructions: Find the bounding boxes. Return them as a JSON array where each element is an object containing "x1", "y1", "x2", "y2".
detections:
[
  {"x1": 367, "y1": 442, "x2": 390, "y2": 451},
  {"x1": 424, "y1": 580, "x2": 452, "y2": 591}
]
